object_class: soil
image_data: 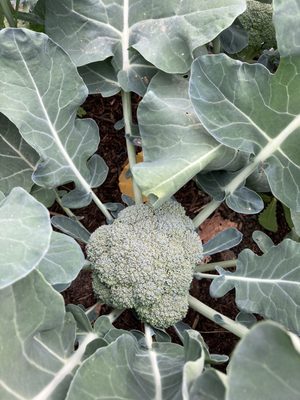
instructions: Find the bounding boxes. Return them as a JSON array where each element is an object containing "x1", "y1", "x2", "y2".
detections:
[{"x1": 57, "y1": 93, "x2": 290, "y2": 365}]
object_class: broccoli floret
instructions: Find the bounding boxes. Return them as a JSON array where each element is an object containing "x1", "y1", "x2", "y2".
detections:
[
  {"x1": 86, "y1": 200, "x2": 203, "y2": 328},
  {"x1": 238, "y1": 0, "x2": 276, "y2": 60}
]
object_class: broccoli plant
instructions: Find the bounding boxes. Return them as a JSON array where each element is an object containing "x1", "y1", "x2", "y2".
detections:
[{"x1": 1, "y1": 0, "x2": 300, "y2": 399}]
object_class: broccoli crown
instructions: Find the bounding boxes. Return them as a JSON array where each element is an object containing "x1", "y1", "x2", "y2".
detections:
[
  {"x1": 86, "y1": 200, "x2": 203, "y2": 328},
  {"x1": 238, "y1": 0, "x2": 276, "y2": 60}
]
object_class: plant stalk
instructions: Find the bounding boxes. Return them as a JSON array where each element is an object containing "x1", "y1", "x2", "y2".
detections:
[
  {"x1": 121, "y1": 90, "x2": 143, "y2": 205},
  {"x1": 193, "y1": 199, "x2": 222, "y2": 228},
  {"x1": 195, "y1": 259, "x2": 237, "y2": 273},
  {"x1": 188, "y1": 295, "x2": 249, "y2": 338},
  {"x1": 194, "y1": 273, "x2": 218, "y2": 280},
  {"x1": 90, "y1": 190, "x2": 113, "y2": 223},
  {"x1": 212, "y1": 36, "x2": 221, "y2": 54},
  {"x1": 0, "y1": 0, "x2": 16, "y2": 26},
  {"x1": 145, "y1": 324, "x2": 163, "y2": 400},
  {"x1": 54, "y1": 189, "x2": 79, "y2": 219},
  {"x1": 107, "y1": 308, "x2": 125, "y2": 323}
]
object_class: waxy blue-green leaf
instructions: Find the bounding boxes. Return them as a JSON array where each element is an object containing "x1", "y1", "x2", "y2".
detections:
[
  {"x1": 67, "y1": 334, "x2": 185, "y2": 400},
  {"x1": 252, "y1": 230, "x2": 274, "y2": 253},
  {"x1": 45, "y1": 0, "x2": 246, "y2": 94},
  {"x1": 190, "y1": 0, "x2": 300, "y2": 211},
  {"x1": 0, "y1": 187, "x2": 51, "y2": 289},
  {"x1": 51, "y1": 215, "x2": 91, "y2": 244},
  {"x1": 186, "y1": 369, "x2": 226, "y2": 400},
  {"x1": 0, "y1": 113, "x2": 38, "y2": 194},
  {"x1": 37, "y1": 231, "x2": 85, "y2": 287},
  {"x1": 78, "y1": 59, "x2": 120, "y2": 96},
  {"x1": 202, "y1": 228, "x2": 242, "y2": 256},
  {"x1": 210, "y1": 239, "x2": 300, "y2": 334},
  {"x1": 0, "y1": 28, "x2": 107, "y2": 204},
  {"x1": 195, "y1": 170, "x2": 264, "y2": 214},
  {"x1": 227, "y1": 322, "x2": 300, "y2": 400},
  {"x1": 30, "y1": 184, "x2": 56, "y2": 207},
  {"x1": 132, "y1": 73, "x2": 247, "y2": 206},
  {"x1": 0, "y1": 270, "x2": 99, "y2": 400}
]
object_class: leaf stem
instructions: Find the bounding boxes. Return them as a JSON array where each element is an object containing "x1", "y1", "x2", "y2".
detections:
[
  {"x1": 193, "y1": 199, "x2": 222, "y2": 228},
  {"x1": 145, "y1": 324, "x2": 163, "y2": 400},
  {"x1": 90, "y1": 190, "x2": 113, "y2": 223},
  {"x1": 195, "y1": 259, "x2": 237, "y2": 273},
  {"x1": 107, "y1": 308, "x2": 125, "y2": 323},
  {"x1": 32, "y1": 332, "x2": 98, "y2": 400},
  {"x1": 188, "y1": 295, "x2": 249, "y2": 338},
  {"x1": 54, "y1": 189, "x2": 79, "y2": 219},
  {"x1": 194, "y1": 273, "x2": 218, "y2": 280},
  {"x1": 0, "y1": 0, "x2": 16, "y2": 26},
  {"x1": 121, "y1": 90, "x2": 143, "y2": 205},
  {"x1": 212, "y1": 36, "x2": 221, "y2": 54},
  {"x1": 54, "y1": 189, "x2": 89, "y2": 231}
]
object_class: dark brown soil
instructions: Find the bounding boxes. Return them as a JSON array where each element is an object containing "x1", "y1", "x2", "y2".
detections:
[{"x1": 58, "y1": 93, "x2": 290, "y2": 363}]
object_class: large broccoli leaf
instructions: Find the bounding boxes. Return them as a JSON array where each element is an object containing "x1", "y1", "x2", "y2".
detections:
[
  {"x1": 227, "y1": 322, "x2": 300, "y2": 400},
  {"x1": 45, "y1": 0, "x2": 246, "y2": 94},
  {"x1": 189, "y1": 0, "x2": 300, "y2": 211},
  {"x1": 210, "y1": 239, "x2": 300, "y2": 334},
  {"x1": 66, "y1": 334, "x2": 185, "y2": 400},
  {"x1": 132, "y1": 73, "x2": 248, "y2": 206},
  {"x1": 0, "y1": 187, "x2": 51, "y2": 289},
  {"x1": 0, "y1": 270, "x2": 99, "y2": 400},
  {"x1": 0, "y1": 113, "x2": 38, "y2": 195},
  {"x1": 0, "y1": 28, "x2": 108, "y2": 208}
]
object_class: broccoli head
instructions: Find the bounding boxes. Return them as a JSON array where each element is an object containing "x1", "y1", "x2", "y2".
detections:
[
  {"x1": 238, "y1": 0, "x2": 276, "y2": 60},
  {"x1": 86, "y1": 200, "x2": 203, "y2": 328}
]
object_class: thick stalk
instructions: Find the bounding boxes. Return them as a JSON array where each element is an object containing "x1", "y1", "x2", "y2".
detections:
[
  {"x1": 121, "y1": 90, "x2": 143, "y2": 205},
  {"x1": 107, "y1": 308, "x2": 125, "y2": 323},
  {"x1": 212, "y1": 36, "x2": 221, "y2": 54},
  {"x1": 90, "y1": 191, "x2": 113, "y2": 222},
  {"x1": 195, "y1": 259, "x2": 237, "y2": 273},
  {"x1": 194, "y1": 273, "x2": 218, "y2": 280},
  {"x1": 188, "y1": 295, "x2": 249, "y2": 338},
  {"x1": 0, "y1": 0, "x2": 16, "y2": 26},
  {"x1": 193, "y1": 199, "x2": 222, "y2": 228}
]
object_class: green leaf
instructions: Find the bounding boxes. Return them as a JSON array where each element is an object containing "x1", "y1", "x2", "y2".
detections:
[
  {"x1": 186, "y1": 369, "x2": 227, "y2": 400},
  {"x1": 0, "y1": 28, "x2": 107, "y2": 204},
  {"x1": 0, "y1": 113, "x2": 38, "y2": 194},
  {"x1": 78, "y1": 59, "x2": 120, "y2": 96},
  {"x1": 227, "y1": 322, "x2": 300, "y2": 400},
  {"x1": 30, "y1": 184, "x2": 56, "y2": 207},
  {"x1": 210, "y1": 239, "x2": 300, "y2": 334},
  {"x1": 51, "y1": 215, "x2": 91, "y2": 244},
  {"x1": 0, "y1": 187, "x2": 51, "y2": 289},
  {"x1": 252, "y1": 230, "x2": 274, "y2": 253},
  {"x1": 202, "y1": 228, "x2": 242, "y2": 256},
  {"x1": 37, "y1": 231, "x2": 85, "y2": 287},
  {"x1": 196, "y1": 170, "x2": 264, "y2": 214},
  {"x1": 258, "y1": 197, "x2": 278, "y2": 232},
  {"x1": 79, "y1": 52, "x2": 157, "y2": 97},
  {"x1": 132, "y1": 73, "x2": 246, "y2": 206},
  {"x1": 66, "y1": 334, "x2": 185, "y2": 400},
  {"x1": 283, "y1": 204, "x2": 293, "y2": 229},
  {"x1": 0, "y1": 270, "x2": 99, "y2": 400},
  {"x1": 291, "y1": 209, "x2": 300, "y2": 236},
  {"x1": 189, "y1": 0, "x2": 300, "y2": 211},
  {"x1": 45, "y1": 0, "x2": 246, "y2": 93}
]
